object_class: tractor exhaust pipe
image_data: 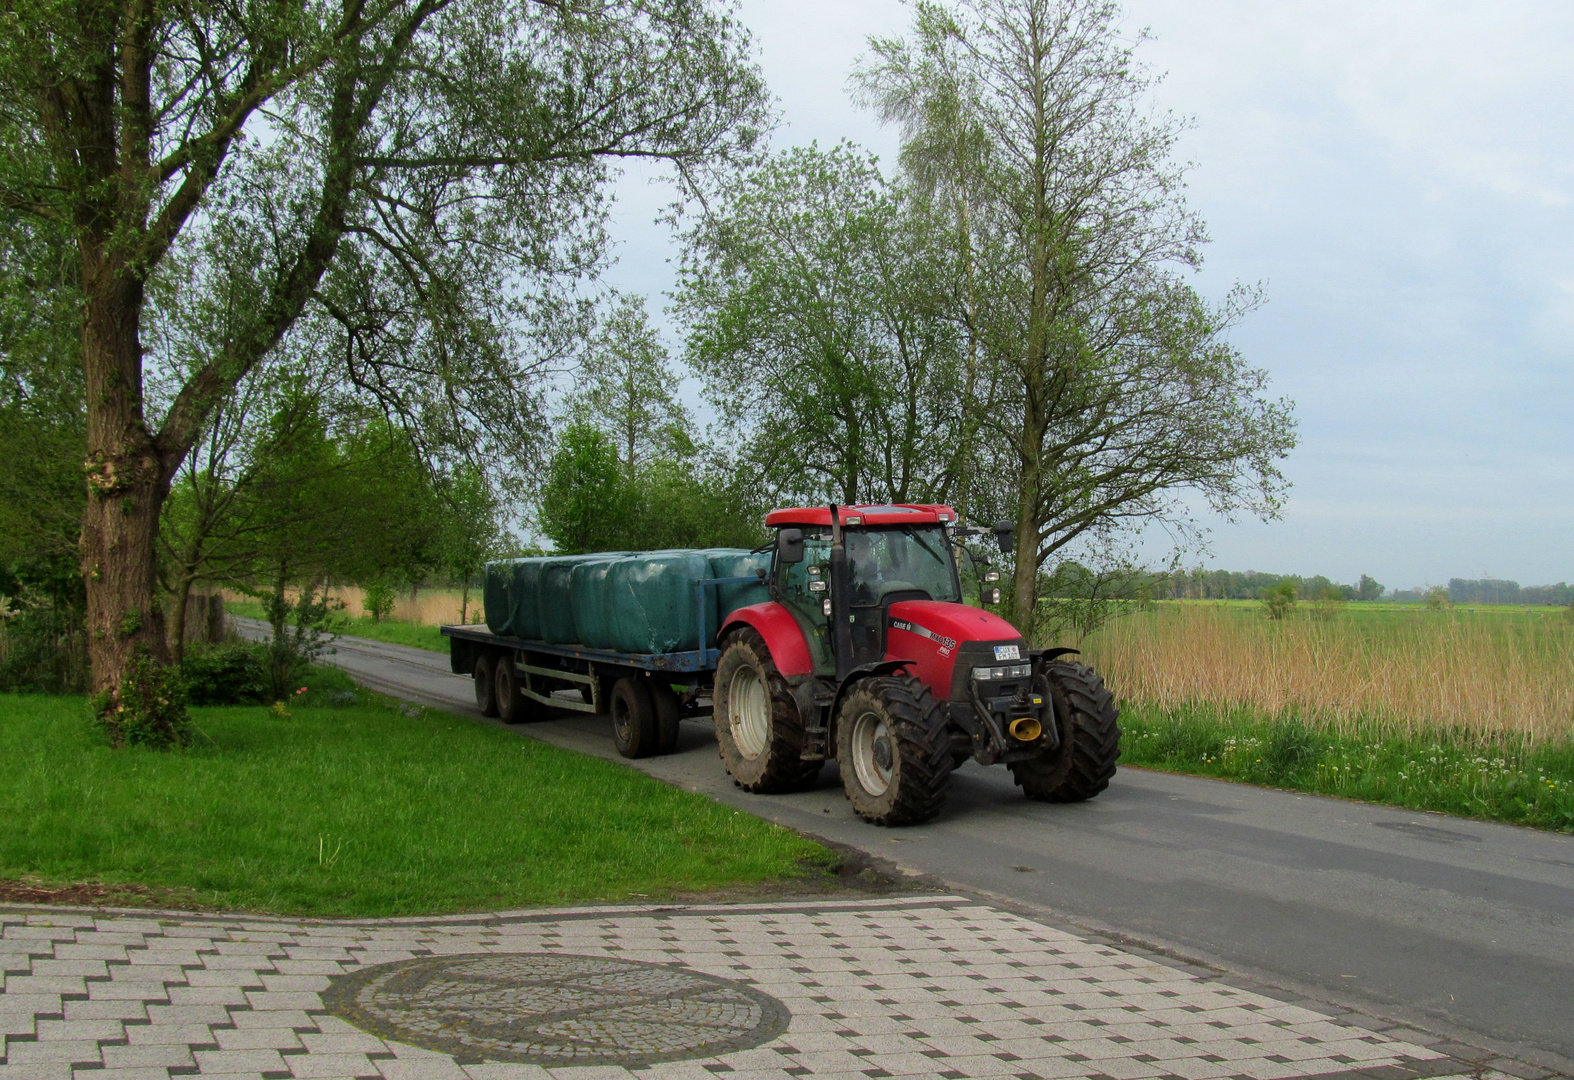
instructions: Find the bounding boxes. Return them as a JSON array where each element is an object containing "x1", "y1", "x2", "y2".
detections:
[
  {"x1": 1008, "y1": 716, "x2": 1043, "y2": 742},
  {"x1": 829, "y1": 504, "x2": 854, "y2": 680}
]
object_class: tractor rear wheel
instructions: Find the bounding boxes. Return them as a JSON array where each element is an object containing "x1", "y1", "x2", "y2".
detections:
[
  {"x1": 1008, "y1": 661, "x2": 1120, "y2": 802},
  {"x1": 836, "y1": 674, "x2": 954, "y2": 825},
  {"x1": 610, "y1": 677, "x2": 657, "y2": 758},
  {"x1": 713, "y1": 628, "x2": 821, "y2": 793},
  {"x1": 474, "y1": 653, "x2": 498, "y2": 717},
  {"x1": 494, "y1": 657, "x2": 537, "y2": 724}
]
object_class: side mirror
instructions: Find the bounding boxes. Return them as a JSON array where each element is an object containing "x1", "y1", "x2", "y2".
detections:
[
  {"x1": 776, "y1": 528, "x2": 804, "y2": 564},
  {"x1": 993, "y1": 521, "x2": 1015, "y2": 554}
]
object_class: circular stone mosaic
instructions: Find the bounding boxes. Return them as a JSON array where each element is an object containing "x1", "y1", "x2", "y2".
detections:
[{"x1": 320, "y1": 952, "x2": 791, "y2": 1067}]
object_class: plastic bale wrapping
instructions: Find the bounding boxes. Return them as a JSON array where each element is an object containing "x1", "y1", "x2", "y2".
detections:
[
  {"x1": 483, "y1": 562, "x2": 515, "y2": 635},
  {"x1": 568, "y1": 557, "x2": 627, "y2": 650},
  {"x1": 606, "y1": 551, "x2": 713, "y2": 654},
  {"x1": 536, "y1": 556, "x2": 594, "y2": 644},
  {"x1": 706, "y1": 550, "x2": 771, "y2": 631}
]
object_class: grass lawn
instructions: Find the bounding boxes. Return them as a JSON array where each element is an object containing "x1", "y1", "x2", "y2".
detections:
[
  {"x1": 0, "y1": 672, "x2": 830, "y2": 916},
  {"x1": 226, "y1": 598, "x2": 448, "y2": 652},
  {"x1": 1119, "y1": 701, "x2": 1574, "y2": 833}
]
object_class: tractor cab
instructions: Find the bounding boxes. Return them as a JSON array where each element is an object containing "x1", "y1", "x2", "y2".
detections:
[{"x1": 710, "y1": 503, "x2": 1120, "y2": 826}]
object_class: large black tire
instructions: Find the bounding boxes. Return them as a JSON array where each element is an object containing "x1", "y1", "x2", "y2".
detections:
[
  {"x1": 649, "y1": 679, "x2": 682, "y2": 756},
  {"x1": 836, "y1": 674, "x2": 954, "y2": 826},
  {"x1": 611, "y1": 677, "x2": 657, "y2": 759},
  {"x1": 1008, "y1": 661, "x2": 1120, "y2": 802},
  {"x1": 713, "y1": 628, "x2": 821, "y2": 793},
  {"x1": 494, "y1": 657, "x2": 537, "y2": 724},
  {"x1": 474, "y1": 653, "x2": 498, "y2": 717}
]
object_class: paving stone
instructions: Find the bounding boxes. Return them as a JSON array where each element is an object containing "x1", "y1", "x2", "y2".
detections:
[{"x1": 0, "y1": 899, "x2": 1518, "y2": 1080}]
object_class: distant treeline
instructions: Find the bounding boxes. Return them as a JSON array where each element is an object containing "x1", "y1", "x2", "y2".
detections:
[
  {"x1": 1441, "y1": 579, "x2": 1574, "y2": 607},
  {"x1": 1149, "y1": 569, "x2": 1384, "y2": 602},
  {"x1": 1136, "y1": 569, "x2": 1573, "y2": 605}
]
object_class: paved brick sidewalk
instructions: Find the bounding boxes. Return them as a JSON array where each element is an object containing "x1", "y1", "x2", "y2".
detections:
[{"x1": 0, "y1": 895, "x2": 1506, "y2": 1080}]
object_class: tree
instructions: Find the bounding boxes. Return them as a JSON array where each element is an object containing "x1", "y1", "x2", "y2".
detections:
[
  {"x1": 537, "y1": 424, "x2": 639, "y2": 555},
  {"x1": 570, "y1": 295, "x2": 690, "y2": 481},
  {"x1": 438, "y1": 464, "x2": 508, "y2": 625},
  {"x1": 1357, "y1": 574, "x2": 1384, "y2": 602},
  {"x1": 676, "y1": 142, "x2": 963, "y2": 505},
  {"x1": 855, "y1": 0, "x2": 1296, "y2": 636},
  {"x1": 0, "y1": 0, "x2": 768, "y2": 708}
]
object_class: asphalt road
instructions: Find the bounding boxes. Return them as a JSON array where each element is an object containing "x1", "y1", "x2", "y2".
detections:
[{"x1": 237, "y1": 619, "x2": 1574, "y2": 1071}]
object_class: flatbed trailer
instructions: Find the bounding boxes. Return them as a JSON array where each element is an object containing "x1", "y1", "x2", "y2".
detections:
[{"x1": 440, "y1": 574, "x2": 758, "y2": 757}]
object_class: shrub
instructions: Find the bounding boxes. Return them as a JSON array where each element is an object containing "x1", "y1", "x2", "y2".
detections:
[
  {"x1": 1261, "y1": 580, "x2": 1296, "y2": 620},
  {"x1": 182, "y1": 641, "x2": 270, "y2": 706},
  {"x1": 1426, "y1": 586, "x2": 1452, "y2": 611},
  {"x1": 363, "y1": 580, "x2": 396, "y2": 622},
  {"x1": 94, "y1": 648, "x2": 191, "y2": 749}
]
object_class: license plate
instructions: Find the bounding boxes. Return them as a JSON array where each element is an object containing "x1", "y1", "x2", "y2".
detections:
[{"x1": 993, "y1": 645, "x2": 1021, "y2": 661}]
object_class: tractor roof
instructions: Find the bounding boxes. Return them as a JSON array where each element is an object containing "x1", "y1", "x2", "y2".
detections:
[{"x1": 764, "y1": 503, "x2": 959, "y2": 528}]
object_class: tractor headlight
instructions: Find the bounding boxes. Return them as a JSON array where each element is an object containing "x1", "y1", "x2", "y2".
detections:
[{"x1": 973, "y1": 664, "x2": 1032, "y2": 682}]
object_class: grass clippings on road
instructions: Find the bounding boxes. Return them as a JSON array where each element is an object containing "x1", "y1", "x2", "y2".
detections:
[
  {"x1": 0, "y1": 678, "x2": 832, "y2": 917},
  {"x1": 1120, "y1": 701, "x2": 1574, "y2": 832}
]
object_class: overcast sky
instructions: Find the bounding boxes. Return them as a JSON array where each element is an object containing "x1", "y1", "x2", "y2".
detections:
[{"x1": 600, "y1": 0, "x2": 1574, "y2": 590}]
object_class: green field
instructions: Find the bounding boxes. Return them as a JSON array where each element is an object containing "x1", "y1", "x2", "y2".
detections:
[
  {"x1": 225, "y1": 598, "x2": 448, "y2": 652},
  {"x1": 0, "y1": 674, "x2": 829, "y2": 916}
]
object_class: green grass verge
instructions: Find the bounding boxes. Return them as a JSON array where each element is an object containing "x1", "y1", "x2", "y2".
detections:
[
  {"x1": 225, "y1": 599, "x2": 447, "y2": 652},
  {"x1": 1, "y1": 674, "x2": 830, "y2": 916},
  {"x1": 1119, "y1": 700, "x2": 1574, "y2": 832}
]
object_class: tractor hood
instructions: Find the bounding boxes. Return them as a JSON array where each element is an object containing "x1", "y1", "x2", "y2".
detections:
[{"x1": 885, "y1": 600, "x2": 1025, "y2": 704}]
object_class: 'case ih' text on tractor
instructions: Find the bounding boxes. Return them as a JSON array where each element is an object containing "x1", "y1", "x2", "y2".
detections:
[{"x1": 442, "y1": 503, "x2": 1120, "y2": 825}]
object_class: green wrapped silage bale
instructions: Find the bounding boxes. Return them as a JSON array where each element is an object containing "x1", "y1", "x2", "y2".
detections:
[
  {"x1": 537, "y1": 555, "x2": 596, "y2": 643},
  {"x1": 706, "y1": 549, "x2": 771, "y2": 630},
  {"x1": 606, "y1": 550, "x2": 713, "y2": 654},
  {"x1": 568, "y1": 556, "x2": 626, "y2": 649},
  {"x1": 483, "y1": 561, "x2": 515, "y2": 634}
]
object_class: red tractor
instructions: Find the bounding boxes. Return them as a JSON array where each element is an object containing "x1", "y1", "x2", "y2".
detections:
[{"x1": 712, "y1": 503, "x2": 1119, "y2": 825}]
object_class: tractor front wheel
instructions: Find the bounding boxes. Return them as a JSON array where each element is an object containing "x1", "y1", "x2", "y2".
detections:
[
  {"x1": 1008, "y1": 661, "x2": 1120, "y2": 802},
  {"x1": 713, "y1": 628, "x2": 821, "y2": 792},
  {"x1": 836, "y1": 674, "x2": 954, "y2": 826}
]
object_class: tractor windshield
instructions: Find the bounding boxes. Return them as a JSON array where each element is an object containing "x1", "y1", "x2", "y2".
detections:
[{"x1": 845, "y1": 526, "x2": 960, "y2": 604}]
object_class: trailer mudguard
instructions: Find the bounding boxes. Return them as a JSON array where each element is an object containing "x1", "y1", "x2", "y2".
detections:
[{"x1": 716, "y1": 602, "x2": 815, "y2": 676}]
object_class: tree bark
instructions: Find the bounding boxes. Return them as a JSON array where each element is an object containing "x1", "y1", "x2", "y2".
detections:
[{"x1": 79, "y1": 248, "x2": 175, "y2": 695}]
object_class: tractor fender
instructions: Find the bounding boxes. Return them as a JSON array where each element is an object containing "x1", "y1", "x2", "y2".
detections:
[
  {"x1": 716, "y1": 602, "x2": 815, "y2": 677},
  {"x1": 1030, "y1": 647, "x2": 1080, "y2": 666},
  {"x1": 828, "y1": 660, "x2": 918, "y2": 746}
]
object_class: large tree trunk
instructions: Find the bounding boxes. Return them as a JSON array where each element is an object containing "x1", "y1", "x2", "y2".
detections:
[{"x1": 79, "y1": 249, "x2": 174, "y2": 696}]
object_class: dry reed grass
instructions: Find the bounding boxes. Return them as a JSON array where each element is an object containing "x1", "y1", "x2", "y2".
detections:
[
  {"x1": 223, "y1": 586, "x2": 478, "y2": 626},
  {"x1": 1081, "y1": 603, "x2": 1574, "y2": 742}
]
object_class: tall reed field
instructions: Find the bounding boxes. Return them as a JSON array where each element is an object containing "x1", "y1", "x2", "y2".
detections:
[{"x1": 1077, "y1": 603, "x2": 1574, "y2": 830}]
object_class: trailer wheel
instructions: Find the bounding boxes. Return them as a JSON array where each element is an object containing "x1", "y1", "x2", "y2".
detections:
[
  {"x1": 494, "y1": 657, "x2": 537, "y2": 724},
  {"x1": 474, "y1": 653, "x2": 498, "y2": 717},
  {"x1": 1008, "y1": 661, "x2": 1120, "y2": 802},
  {"x1": 649, "y1": 679, "x2": 682, "y2": 756},
  {"x1": 713, "y1": 628, "x2": 821, "y2": 793},
  {"x1": 836, "y1": 674, "x2": 954, "y2": 826},
  {"x1": 610, "y1": 677, "x2": 657, "y2": 758}
]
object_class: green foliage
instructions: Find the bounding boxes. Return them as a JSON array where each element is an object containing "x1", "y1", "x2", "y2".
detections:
[
  {"x1": 1358, "y1": 574, "x2": 1385, "y2": 602},
  {"x1": 181, "y1": 642, "x2": 270, "y2": 707},
  {"x1": 1426, "y1": 586, "x2": 1452, "y2": 612},
  {"x1": 676, "y1": 142, "x2": 961, "y2": 506},
  {"x1": 94, "y1": 650, "x2": 192, "y2": 750},
  {"x1": 538, "y1": 424, "x2": 767, "y2": 554},
  {"x1": 260, "y1": 586, "x2": 345, "y2": 702},
  {"x1": 1120, "y1": 702, "x2": 1574, "y2": 833},
  {"x1": 1035, "y1": 560, "x2": 1153, "y2": 642},
  {"x1": 1262, "y1": 580, "x2": 1297, "y2": 620},
  {"x1": 362, "y1": 581, "x2": 396, "y2": 623},
  {"x1": 0, "y1": 694, "x2": 829, "y2": 916}
]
